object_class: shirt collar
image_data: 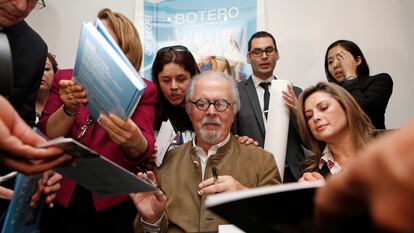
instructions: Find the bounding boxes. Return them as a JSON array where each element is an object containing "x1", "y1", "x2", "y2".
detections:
[
  {"x1": 319, "y1": 146, "x2": 342, "y2": 174},
  {"x1": 251, "y1": 74, "x2": 274, "y2": 88},
  {"x1": 192, "y1": 133, "x2": 231, "y2": 155}
]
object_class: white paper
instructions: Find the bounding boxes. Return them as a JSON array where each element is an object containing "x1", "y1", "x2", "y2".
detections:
[
  {"x1": 218, "y1": 224, "x2": 246, "y2": 233},
  {"x1": 155, "y1": 120, "x2": 177, "y2": 167},
  {"x1": 264, "y1": 80, "x2": 291, "y2": 182},
  {"x1": 205, "y1": 181, "x2": 325, "y2": 208}
]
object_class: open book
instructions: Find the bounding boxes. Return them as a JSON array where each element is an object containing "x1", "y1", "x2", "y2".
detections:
[
  {"x1": 205, "y1": 181, "x2": 325, "y2": 233},
  {"x1": 37, "y1": 137, "x2": 155, "y2": 196},
  {"x1": 72, "y1": 19, "x2": 146, "y2": 120}
]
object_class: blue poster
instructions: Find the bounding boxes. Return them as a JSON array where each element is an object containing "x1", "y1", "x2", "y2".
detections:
[{"x1": 143, "y1": 0, "x2": 257, "y2": 81}]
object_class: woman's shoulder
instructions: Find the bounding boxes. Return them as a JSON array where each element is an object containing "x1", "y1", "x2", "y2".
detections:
[
  {"x1": 140, "y1": 79, "x2": 158, "y2": 103},
  {"x1": 371, "y1": 73, "x2": 393, "y2": 83}
]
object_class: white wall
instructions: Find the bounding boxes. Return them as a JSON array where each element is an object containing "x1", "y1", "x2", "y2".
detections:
[
  {"x1": 26, "y1": 0, "x2": 135, "y2": 68},
  {"x1": 27, "y1": 0, "x2": 414, "y2": 128}
]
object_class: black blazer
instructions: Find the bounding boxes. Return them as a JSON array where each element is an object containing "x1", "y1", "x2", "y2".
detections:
[
  {"x1": 343, "y1": 73, "x2": 393, "y2": 129},
  {"x1": 233, "y1": 76, "x2": 305, "y2": 181},
  {"x1": 2, "y1": 20, "x2": 47, "y2": 126}
]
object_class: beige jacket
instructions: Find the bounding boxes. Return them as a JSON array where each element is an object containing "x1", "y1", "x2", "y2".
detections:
[{"x1": 134, "y1": 135, "x2": 281, "y2": 233}]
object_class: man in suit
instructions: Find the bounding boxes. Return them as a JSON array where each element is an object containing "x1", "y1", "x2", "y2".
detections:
[
  {"x1": 233, "y1": 31, "x2": 305, "y2": 182},
  {"x1": 0, "y1": 0, "x2": 70, "y2": 215},
  {"x1": 1, "y1": 0, "x2": 48, "y2": 127}
]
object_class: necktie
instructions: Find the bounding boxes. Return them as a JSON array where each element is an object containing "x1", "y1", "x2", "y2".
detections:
[{"x1": 259, "y1": 82, "x2": 270, "y2": 119}]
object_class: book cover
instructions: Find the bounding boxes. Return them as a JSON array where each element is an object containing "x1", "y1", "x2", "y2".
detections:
[
  {"x1": 72, "y1": 19, "x2": 146, "y2": 120},
  {"x1": 1, "y1": 174, "x2": 43, "y2": 233},
  {"x1": 205, "y1": 181, "x2": 325, "y2": 233},
  {"x1": 37, "y1": 137, "x2": 155, "y2": 196}
]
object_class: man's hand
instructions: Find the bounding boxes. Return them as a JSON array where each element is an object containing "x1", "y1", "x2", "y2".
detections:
[
  {"x1": 198, "y1": 175, "x2": 247, "y2": 196},
  {"x1": 282, "y1": 84, "x2": 298, "y2": 113},
  {"x1": 0, "y1": 96, "x2": 71, "y2": 174},
  {"x1": 129, "y1": 171, "x2": 166, "y2": 224}
]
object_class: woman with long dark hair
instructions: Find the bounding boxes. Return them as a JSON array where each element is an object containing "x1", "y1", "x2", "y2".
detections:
[{"x1": 324, "y1": 40, "x2": 393, "y2": 129}]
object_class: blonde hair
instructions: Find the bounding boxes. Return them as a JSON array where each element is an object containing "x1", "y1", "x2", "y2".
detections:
[
  {"x1": 296, "y1": 82, "x2": 374, "y2": 172},
  {"x1": 98, "y1": 8, "x2": 143, "y2": 71}
]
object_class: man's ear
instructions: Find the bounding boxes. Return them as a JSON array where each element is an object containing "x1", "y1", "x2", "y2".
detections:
[{"x1": 246, "y1": 53, "x2": 251, "y2": 64}]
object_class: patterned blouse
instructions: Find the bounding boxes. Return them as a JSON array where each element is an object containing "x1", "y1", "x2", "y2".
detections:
[{"x1": 318, "y1": 146, "x2": 342, "y2": 175}]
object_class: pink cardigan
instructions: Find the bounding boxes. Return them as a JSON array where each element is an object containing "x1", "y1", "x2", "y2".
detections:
[{"x1": 38, "y1": 69, "x2": 157, "y2": 211}]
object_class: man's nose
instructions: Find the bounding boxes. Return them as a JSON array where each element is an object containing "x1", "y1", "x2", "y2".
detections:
[{"x1": 206, "y1": 103, "x2": 217, "y2": 115}]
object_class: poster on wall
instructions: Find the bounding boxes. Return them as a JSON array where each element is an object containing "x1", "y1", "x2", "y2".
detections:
[{"x1": 143, "y1": 0, "x2": 257, "y2": 81}]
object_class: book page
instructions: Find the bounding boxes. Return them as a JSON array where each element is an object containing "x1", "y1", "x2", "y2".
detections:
[
  {"x1": 155, "y1": 120, "x2": 177, "y2": 167},
  {"x1": 205, "y1": 181, "x2": 325, "y2": 207}
]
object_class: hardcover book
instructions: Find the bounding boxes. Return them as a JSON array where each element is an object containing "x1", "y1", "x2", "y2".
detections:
[
  {"x1": 37, "y1": 137, "x2": 155, "y2": 196},
  {"x1": 205, "y1": 181, "x2": 325, "y2": 233},
  {"x1": 72, "y1": 19, "x2": 146, "y2": 120}
]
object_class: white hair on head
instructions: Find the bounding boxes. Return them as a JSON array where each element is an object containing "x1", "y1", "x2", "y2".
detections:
[{"x1": 185, "y1": 71, "x2": 240, "y2": 113}]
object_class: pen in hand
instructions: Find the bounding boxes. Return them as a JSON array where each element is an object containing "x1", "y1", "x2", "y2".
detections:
[
  {"x1": 136, "y1": 164, "x2": 165, "y2": 194},
  {"x1": 212, "y1": 166, "x2": 219, "y2": 184}
]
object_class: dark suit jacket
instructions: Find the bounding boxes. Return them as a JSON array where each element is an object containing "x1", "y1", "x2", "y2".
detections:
[
  {"x1": 0, "y1": 20, "x2": 46, "y2": 215},
  {"x1": 233, "y1": 76, "x2": 305, "y2": 181},
  {"x1": 2, "y1": 20, "x2": 47, "y2": 126},
  {"x1": 343, "y1": 73, "x2": 393, "y2": 129}
]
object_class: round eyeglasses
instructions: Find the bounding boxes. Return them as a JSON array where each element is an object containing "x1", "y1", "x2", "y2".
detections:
[
  {"x1": 249, "y1": 46, "x2": 276, "y2": 57},
  {"x1": 190, "y1": 98, "x2": 232, "y2": 112}
]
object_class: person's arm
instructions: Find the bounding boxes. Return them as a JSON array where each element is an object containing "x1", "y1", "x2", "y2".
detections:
[
  {"x1": 0, "y1": 96, "x2": 71, "y2": 174},
  {"x1": 130, "y1": 171, "x2": 167, "y2": 232},
  {"x1": 45, "y1": 80, "x2": 87, "y2": 138},
  {"x1": 315, "y1": 118, "x2": 414, "y2": 233},
  {"x1": 344, "y1": 73, "x2": 393, "y2": 114}
]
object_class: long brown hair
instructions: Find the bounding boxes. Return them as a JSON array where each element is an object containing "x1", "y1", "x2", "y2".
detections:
[
  {"x1": 297, "y1": 82, "x2": 374, "y2": 172},
  {"x1": 98, "y1": 8, "x2": 143, "y2": 71}
]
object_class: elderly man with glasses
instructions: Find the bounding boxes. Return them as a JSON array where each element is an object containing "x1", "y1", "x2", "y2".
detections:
[{"x1": 131, "y1": 71, "x2": 280, "y2": 233}]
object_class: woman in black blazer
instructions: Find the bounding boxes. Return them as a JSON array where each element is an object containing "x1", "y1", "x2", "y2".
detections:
[{"x1": 324, "y1": 40, "x2": 393, "y2": 129}]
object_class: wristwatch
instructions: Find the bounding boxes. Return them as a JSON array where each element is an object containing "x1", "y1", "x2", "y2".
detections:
[
  {"x1": 346, "y1": 75, "x2": 357, "y2": 81},
  {"x1": 344, "y1": 76, "x2": 358, "y2": 85}
]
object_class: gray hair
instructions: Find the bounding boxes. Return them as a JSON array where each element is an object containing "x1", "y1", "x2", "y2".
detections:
[{"x1": 186, "y1": 71, "x2": 240, "y2": 113}]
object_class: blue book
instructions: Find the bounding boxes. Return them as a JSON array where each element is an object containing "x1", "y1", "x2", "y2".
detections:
[
  {"x1": 1, "y1": 174, "x2": 43, "y2": 233},
  {"x1": 72, "y1": 19, "x2": 146, "y2": 120}
]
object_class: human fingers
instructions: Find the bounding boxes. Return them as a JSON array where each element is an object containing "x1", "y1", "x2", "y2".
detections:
[
  {"x1": 0, "y1": 186, "x2": 13, "y2": 199},
  {"x1": 2, "y1": 154, "x2": 72, "y2": 175},
  {"x1": 198, "y1": 177, "x2": 216, "y2": 190},
  {"x1": 311, "y1": 172, "x2": 325, "y2": 181},
  {"x1": 299, "y1": 172, "x2": 318, "y2": 182}
]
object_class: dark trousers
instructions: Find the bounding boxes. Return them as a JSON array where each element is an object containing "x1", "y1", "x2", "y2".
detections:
[{"x1": 40, "y1": 185, "x2": 136, "y2": 233}]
